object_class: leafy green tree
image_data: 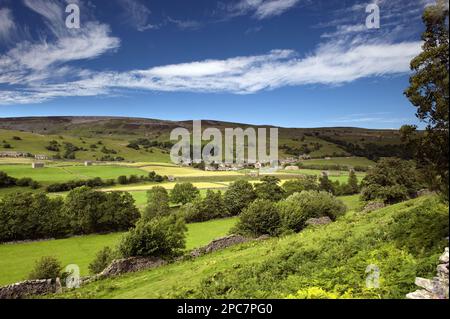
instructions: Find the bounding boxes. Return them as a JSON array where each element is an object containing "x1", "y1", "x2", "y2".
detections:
[
  {"x1": 404, "y1": 0, "x2": 449, "y2": 198},
  {"x1": 170, "y1": 183, "x2": 200, "y2": 205},
  {"x1": 254, "y1": 176, "x2": 285, "y2": 202},
  {"x1": 0, "y1": 192, "x2": 67, "y2": 242},
  {"x1": 223, "y1": 180, "x2": 256, "y2": 215},
  {"x1": 144, "y1": 186, "x2": 170, "y2": 219},
  {"x1": 318, "y1": 174, "x2": 334, "y2": 194},
  {"x1": 282, "y1": 176, "x2": 318, "y2": 197},
  {"x1": 182, "y1": 190, "x2": 228, "y2": 222},
  {"x1": 64, "y1": 187, "x2": 139, "y2": 234},
  {"x1": 233, "y1": 199, "x2": 281, "y2": 237},
  {"x1": 118, "y1": 215, "x2": 187, "y2": 258},
  {"x1": 360, "y1": 158, "x2": 422, "y2": 204},
  {"x1": 347, "y1": 170, "x2": 359, "y2": 194}
]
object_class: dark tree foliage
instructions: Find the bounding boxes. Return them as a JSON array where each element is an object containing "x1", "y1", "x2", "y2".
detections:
[
  {"x1": 223, "y1": 180, "x2": 256, "y2": 215},
  {"x1": 404, "y1": 0, "x2": 449, "y2": 198}
]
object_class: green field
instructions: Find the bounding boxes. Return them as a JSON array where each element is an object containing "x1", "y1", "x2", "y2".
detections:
[
  {"x1": 298, "y1": 157, "x2": 376, "y2": 167},
  {"x1": 55, "y1": 196, "x2": 448, "y2": 299},
  {"x1": 0, "y1": 129, "x2": 170, "y2": 163},
  {"x1": 0, "y1": 217, "x2": 238, "y2": 286},
  {"x1": 0, "y1": 164, "x2": 148, "y2": 184}
]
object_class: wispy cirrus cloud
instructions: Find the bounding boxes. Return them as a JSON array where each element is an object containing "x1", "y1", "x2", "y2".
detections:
[
  {"x1": 116, "y1": 0, "x2": 158, "y2": 31},
  {"x1": 0, "y1": 8, "x2": 15, "y2": 42},
  {"x1": 0, "y1": 0, "x2": 119, "y2": 87},
  {"x1": 0, "y1": 39, "x2": 421, "y2": 104},
  {"x1": 225, "y1": 0, "x2": 301, "y2": 20}
]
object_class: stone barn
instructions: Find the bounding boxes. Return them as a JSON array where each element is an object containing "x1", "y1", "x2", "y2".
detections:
[{"x1": 32, "y1": 162, "x2": 45, "y2": 169}]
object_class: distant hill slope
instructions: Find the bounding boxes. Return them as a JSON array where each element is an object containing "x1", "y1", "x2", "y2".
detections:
[{"x1": 0, "y1": 116, "x2": 412, "y2": 160}]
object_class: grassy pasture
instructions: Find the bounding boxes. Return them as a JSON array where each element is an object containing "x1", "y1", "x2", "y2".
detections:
[
  {"x1": 298, "y1": 156, "x2": 375, "y2": 167},
  {"x1": 0, "y1": 217, "x2": 238, "y2": 286},
  {"x1": 0, "y1": 164, "x2": 148, "y2": 184},
  {"x1": 0, "y1": 129, "x2": 171, "y2": 163}
]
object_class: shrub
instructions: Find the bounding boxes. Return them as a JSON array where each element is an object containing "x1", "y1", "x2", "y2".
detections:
[
  {"x1": 118, "y1": 215, "x2": 187, "y2": 258},
  {"x1": 0, "y1": 171, "x2": 17, "y2": 188},
  {"x1": 89, "y1": 246, "x2": 116, "y2": 274},
  {"x1": 170, "y1": 183, "x2": 200, "y2": 205},
  {"x1": 117, "y1": 175, "x2": 128, "y2": 185},
  {"x1": 15, "y1": 177, "x2": 33, "y2": 187},
  {"x1": 223, "y1": 180, "x2": 256, "y2": 215},
  {"x1": 233, "y1": 199, "x2": 281, "y2": 237},
  {"x1": 144, "y1": 186, "x2": 170, "y2": 219},
  {"x1": 277, "y1": 191, "x2": 346, "y2": 233},
  {"x1": 28, "y1": 256, "x2": 62, "y2": 280},
  {"x1": 254, "y1": 176, "x2": 285, "y2": 202},
  {"x1": 282, "y1": 176, "x2": 318, "y2": 197}
]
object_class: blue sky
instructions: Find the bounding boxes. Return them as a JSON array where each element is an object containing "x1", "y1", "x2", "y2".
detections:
[{"x1": 0, "y1": 0, "x2": 437, "y2": 128}]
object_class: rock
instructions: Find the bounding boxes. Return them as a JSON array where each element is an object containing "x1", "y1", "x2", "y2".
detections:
[
  {"x1": 99, "y1": 257, "x2": 166, "y2": 278},
  {"x1": 406, "y1": 247, "x2": 449, "y2": 299},
  {"x1": 406, "y1": 289, "x2": 440, "y2": 299},
  {"x1": 305, "y1": 216, "x2": 332, "y2": 226},
  {"x1": 439, "y1": 247, "x2": 449, "y2": 264},
  {"x1": 0, "y1": 279, "x2": 58, "y2": 299},
  {"x1": 190, "y1": 235, "x2": 250, "y2": 258}
]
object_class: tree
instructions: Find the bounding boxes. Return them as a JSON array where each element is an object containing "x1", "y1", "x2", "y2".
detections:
[
  {"x1": 118, "y1": 215, "x2": 187, "y2": 258},
  {"x1": 254, "y1": 176, "x2": 285, "y2": 202},
  {"x1": 64, "y1": 187, "x2": 139, "y2": 234},
  {"x1": 404, "y1": 0, "x2": 449, "y2": 198},
  {"x1": 144, "y1": 186, "x2": 170, "y2": 219},
  {"x1": 318, "y1": 174, "x2": 334, "y2": 194},
  {"x1": 89, "y1": 246, "x2": 115, "y2": 274},
  {"x1": 347, "y1": 170, "x2": 359, "y2": 194},
  {"x1": 360, "y1": 158, "x2": 422, "y2": 204},
  {"x1": 170, "y1": 183, "x2": 200, "y2": 205},
  {"x1": 233, "y1": 199, "x2": 281, "y2": 237},
  {"x1": 182, "y1": 190, "x2": 228, "y2": 223},
  {"x1": 223, "y1": 180, "x2": 256, "y2": 215}
]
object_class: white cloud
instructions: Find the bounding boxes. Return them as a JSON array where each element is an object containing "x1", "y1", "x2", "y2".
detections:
[
  {"x1": 0, "y1": 8, "x2": 15, "y2": 42},
  {"x1": 0, "y1": 40, "x2": 422, "y2": 104},
  {"x1": 227, "y1": 0, "x2": 300, "y2": 20},
  {"x1": 0, "y1": 1, "x2": 120, "y2": 86},
  {"x1": 117, "y1": 0, "x2": 158, "y2": 31}
]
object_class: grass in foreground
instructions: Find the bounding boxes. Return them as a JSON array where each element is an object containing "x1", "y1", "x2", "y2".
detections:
[
  {"x1": 0, "y1": 217, "x2": 238, "y2": 286},
  {"x1": 56, "y1": 196, "x2": 448, "y2": 299}
]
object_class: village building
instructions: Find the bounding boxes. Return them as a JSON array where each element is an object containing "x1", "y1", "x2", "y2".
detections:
[
  {"x1": 0, "y1": 151, "x2": 30, "y2": 158},
  {"x1": 299, "y1": 154, "x2": 311, "y2": 160},
  {"x1": 32, "y1": 162, "x2": 45, "y2": 169},
  {"x1": 34, "y1": 154, "x2": 49, "y2": 160}
]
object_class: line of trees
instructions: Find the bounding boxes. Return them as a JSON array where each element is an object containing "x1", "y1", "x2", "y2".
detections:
[
  {"x1": 0, "y1": 171, "x2": 40, "y2": 189},
  {"x1": 0, "y1": 187, "x2": 140, "y2": 242}
]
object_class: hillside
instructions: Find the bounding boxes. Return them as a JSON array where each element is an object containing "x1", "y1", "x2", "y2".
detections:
[
  {"x1": 56, "y1": 196, "x2": 448, "y2": 299},
  {"x1": 0, "y1": 116, "x2": 411, "y2": 161}
]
